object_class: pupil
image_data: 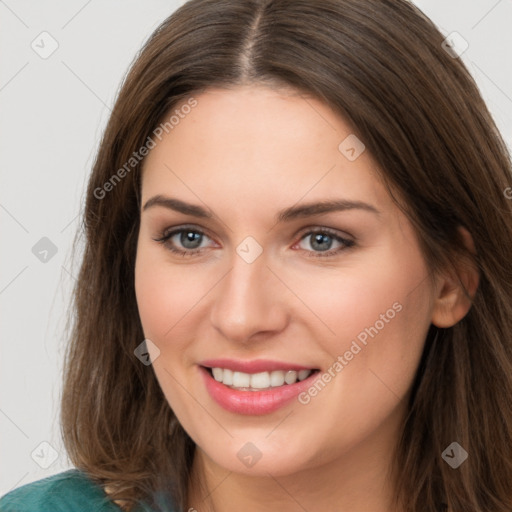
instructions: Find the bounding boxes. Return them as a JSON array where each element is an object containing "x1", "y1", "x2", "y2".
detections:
[
  {"x1": 181, "y1": 231, "x2": 201, "y2": 248},
  {"x1": 312, "y1": 233, "x2": 331, "y2": 251}
]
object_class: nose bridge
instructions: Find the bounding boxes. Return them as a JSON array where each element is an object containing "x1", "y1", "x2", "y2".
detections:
[{"x1": 210, "y1": 242, "x2": 286, "y2": 342}]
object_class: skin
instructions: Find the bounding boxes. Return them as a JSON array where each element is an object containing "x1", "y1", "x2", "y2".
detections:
[{"x1": 132, "y1": 84, "x2": 478, "y2": 512}]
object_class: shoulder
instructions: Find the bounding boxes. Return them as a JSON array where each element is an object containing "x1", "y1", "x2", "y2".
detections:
[{"x1": 0, "y1": 469, "x2": 121, "y2": 512}]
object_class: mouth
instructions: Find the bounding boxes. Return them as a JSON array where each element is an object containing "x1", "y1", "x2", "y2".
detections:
[
  {"x1": 204, "y1": 366, "x2": 317, "y2": 391},
  {"x1": 198, "y1": 359, "x2": 321, "y2": 415}
]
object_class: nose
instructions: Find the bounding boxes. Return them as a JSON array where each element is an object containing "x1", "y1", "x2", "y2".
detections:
[{"x1": 209, "y1": 247, "x2": 289, "y2": 344}]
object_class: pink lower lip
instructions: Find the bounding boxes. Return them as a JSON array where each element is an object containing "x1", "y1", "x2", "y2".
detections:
[{"x1": 199, "y1": 366, "x2": 319, "y2": 415}]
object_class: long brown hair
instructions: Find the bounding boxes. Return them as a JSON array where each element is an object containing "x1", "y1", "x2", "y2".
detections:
[{"x1": 61, "y1": 0, "x2": 512, "y2": 510}]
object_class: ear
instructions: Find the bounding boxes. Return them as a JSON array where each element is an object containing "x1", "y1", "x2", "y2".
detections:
[{"x1": 431, "y1": 227, "x2": 480, "y2": 328}]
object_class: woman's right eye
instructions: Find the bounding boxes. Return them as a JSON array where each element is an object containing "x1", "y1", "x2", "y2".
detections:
[{"x1": 153, "y1": 227, "x2": 214, "y2": 257}]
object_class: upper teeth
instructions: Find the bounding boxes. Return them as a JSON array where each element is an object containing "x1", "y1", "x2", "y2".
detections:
[{"x1": 211, "y1": 368, "x2": 312, "y2": 389}]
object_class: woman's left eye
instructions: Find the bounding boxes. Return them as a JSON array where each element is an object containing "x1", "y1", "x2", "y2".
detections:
[
  {"x1": 153, "y1": 226, "x2": 354, "y2": 258},
  {"x1": 295, "y1": 229, "x2": 355, "y2": 257}
]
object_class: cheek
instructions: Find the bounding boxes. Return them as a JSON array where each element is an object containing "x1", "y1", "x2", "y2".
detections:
[
  {"x1": 134, "y1": 242, "x2": 199, "y2": 347},
  {"x1": 321, "y1": 252, "x2": 431, "y2": 409},
  {"x1": 134, "y1": 243, "x2": 202, "y2": 415},
  {"x1": 300, "y1": 242, "x2": 432, "y2": 389},
  {"x1": 289, "y1": 255, "x2": 423, "y2": 350},
  {"x1": 134, "y1": 259, "x2": 169, "y2": 341},
  {"x1": 288, "y1": 258, "x2": 432, "y2": 457}
]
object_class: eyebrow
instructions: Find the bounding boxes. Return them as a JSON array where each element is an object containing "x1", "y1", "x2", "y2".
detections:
[{"x1": 142, "y1": 195, "x2": 381, "y2": 222}]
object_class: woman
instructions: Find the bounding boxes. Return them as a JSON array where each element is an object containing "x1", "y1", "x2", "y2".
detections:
[{"x1": 1, "y1": 0, "x2": 512, "y2": 511}]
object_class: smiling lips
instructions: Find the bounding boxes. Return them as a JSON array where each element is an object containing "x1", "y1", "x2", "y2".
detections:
[
  {"x1": 210, "y1": 367, "x2": 313, "y2": 390},
  {"x1": 199, "y1": 359, "x2": 320, "y2": 415}
]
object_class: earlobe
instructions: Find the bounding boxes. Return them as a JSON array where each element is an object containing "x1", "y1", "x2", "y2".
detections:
[{"x1": 431, "y1": 227, "x2": 480, "y2": 328}]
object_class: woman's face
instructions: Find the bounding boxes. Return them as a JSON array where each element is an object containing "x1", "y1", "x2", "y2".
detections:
[{"x1": 135, "y1": 84, "x2": 436, "y2": 478}]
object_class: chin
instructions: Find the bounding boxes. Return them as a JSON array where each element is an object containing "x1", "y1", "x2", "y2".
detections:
[{"x1": 195, "y1": 432, "x2": 321, "y2": 477}]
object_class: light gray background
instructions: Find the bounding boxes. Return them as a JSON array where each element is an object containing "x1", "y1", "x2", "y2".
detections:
[{"x1": 1, "y1": 0, "x2": 511, "y2": 495}]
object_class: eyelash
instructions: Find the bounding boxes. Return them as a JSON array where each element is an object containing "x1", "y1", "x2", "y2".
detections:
[{"x1": 153, "y1": 225, "x2": 355, "y2": 259}]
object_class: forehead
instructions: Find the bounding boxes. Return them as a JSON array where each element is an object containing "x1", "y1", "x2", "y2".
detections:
[{"x1": 141, "y1": 85, "x2": 391, "y2": 217}]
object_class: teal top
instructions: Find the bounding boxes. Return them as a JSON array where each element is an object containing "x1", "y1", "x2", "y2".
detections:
[{"x1": 0, "y1": 469, "x2": 177, "y2": 512}]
